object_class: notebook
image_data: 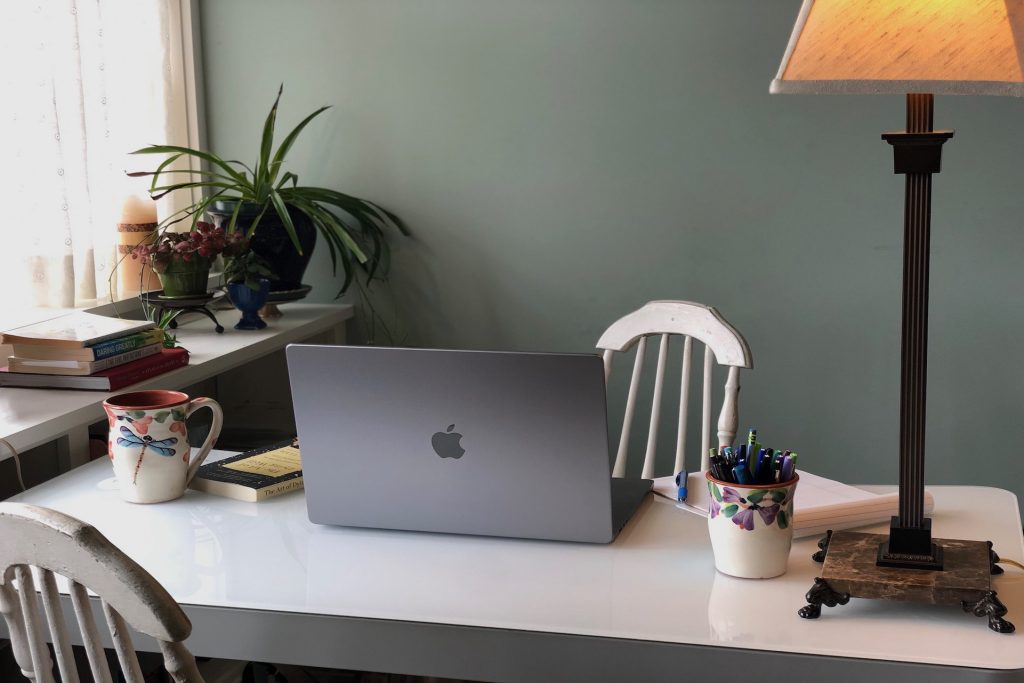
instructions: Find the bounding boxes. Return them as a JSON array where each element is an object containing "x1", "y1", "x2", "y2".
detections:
[
  {"x1": 653, "y1": 470, "x2": 935, "y2": 538},
  {"x1": 286, "y1": 344, "x2": 652, "y2": 543}
]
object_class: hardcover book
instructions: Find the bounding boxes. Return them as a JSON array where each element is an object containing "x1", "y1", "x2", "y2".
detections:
[
  {"x1": 8, "y1": 343, "x2": 161, "y2": 375},
  {"x1": 0, "y1": 311, "x2": 155, "y2": 348},
  {"x1": 11, "y1": 328, "x2": 164, "y2": 361},
  {"x1": 189, "y1": 440, "x2": 303, "y2": 502},
  {"x1": 0, "y1": 347, "x2": 189, "y2": 390}
]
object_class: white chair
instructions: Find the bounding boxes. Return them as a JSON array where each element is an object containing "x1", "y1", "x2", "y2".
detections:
[
  {"x1": 597, "y1": 300, "x2": 752, "y2": 509},
  {"x1": 0, "y1": 502, "x2": 203, "y2": 683}
]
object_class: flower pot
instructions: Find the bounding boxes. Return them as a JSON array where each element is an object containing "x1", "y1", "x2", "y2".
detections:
[
  {"x1": 158, "y1": 257, "x2": 212, "y2": 298},
  {"x1": 209, "y1": 200, "x2": 316, "y2": 293},
  {"x1": 228, "y1": 280, "x2": 270, "y2": 330}
]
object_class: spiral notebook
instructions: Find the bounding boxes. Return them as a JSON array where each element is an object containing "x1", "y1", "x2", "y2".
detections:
[{"x1": 653, "y1": 470, "x2": 934, "y2": 539}]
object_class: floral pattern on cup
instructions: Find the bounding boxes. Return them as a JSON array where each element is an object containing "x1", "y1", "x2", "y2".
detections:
[{"x1": 708, "y1": 481, "x2": 794, "y2": 531}]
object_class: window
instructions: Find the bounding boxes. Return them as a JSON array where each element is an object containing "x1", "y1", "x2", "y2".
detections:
[{"x1": 0, "y1": 0, "x2": 201, "y2": 313}]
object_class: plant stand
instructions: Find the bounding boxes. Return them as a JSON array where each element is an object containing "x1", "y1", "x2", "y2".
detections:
[{"x1": 142, "y1": 291, "x2": 224, "y2": 334}]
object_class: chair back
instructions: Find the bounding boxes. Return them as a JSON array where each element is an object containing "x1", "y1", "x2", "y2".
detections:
[
  {"x1": 0, "y1": 502, "x2": 203, "y2": 683},
  {"x1": 597, "y1": 300, "x2": 752, "y2": 480}
]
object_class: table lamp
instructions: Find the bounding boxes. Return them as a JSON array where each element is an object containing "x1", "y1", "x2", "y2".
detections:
[{"x1": 771, "y1": 0, "x2": 1021, "y2": 633}]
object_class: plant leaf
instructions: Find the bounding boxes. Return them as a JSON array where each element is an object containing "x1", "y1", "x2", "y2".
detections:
[
  {"x1": 269, "y1": 105, "x2": 330, "y2": 183},
  {"x1": 269, "y1": 190, "x2": 303, "y2": 254}
]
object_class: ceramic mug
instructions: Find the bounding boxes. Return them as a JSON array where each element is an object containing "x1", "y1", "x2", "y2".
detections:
[
  {"x1": 102, "y1": 390, "x2": 223, "y2": 504},
  {"x1": 706, "y1": 472, "x2": 799, "y2": 579}
]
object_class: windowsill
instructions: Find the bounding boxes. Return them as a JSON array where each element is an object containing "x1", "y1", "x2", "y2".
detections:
[{"x1": 0, "y1": 270, "x2": 224, "y2": 332}]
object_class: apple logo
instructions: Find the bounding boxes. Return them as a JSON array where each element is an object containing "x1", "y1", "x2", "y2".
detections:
[{"x1": 431, "y1": 424, "x2": 465, "y2": 459}]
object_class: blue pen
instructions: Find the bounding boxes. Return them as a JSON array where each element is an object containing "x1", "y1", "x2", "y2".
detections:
[
  {"x1": 733, "y1": 462, "x2": 752, "y2": 485},
  {"x1": 675, "y1": 469, "x2": 688, "y2": 501}
]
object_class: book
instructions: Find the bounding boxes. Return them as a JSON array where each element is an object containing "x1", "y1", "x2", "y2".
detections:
[
  {"x1": 189, "y1": 440, "x2": 303, "y2": 502},
  {"x1": 8, "y1": 343, "x2": 161, "y2": 375},
  {"x1": 0, "y1": 311, "x2": 155, "y2": 348},
  {"x1": 654, "y1": 469, "x2": 935, "y2": 539},
  {"x1": 0, "y1": 347, "x2": 189, "y2": 390},
  {"x1": 10, "y1": 328, "x2": 164, "y2": 361}
]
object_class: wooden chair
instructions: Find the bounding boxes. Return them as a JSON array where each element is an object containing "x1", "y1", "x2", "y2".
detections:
[
  {"x1": 0, "y1": 502, "x2": 203, "y2": 683},
  {"x1": 597, "y1": 300, "x2": 752, "y2": 509}
]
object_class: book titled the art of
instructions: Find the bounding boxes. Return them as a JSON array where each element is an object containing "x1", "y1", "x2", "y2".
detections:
[{"x1": 189, "y1": 440, "x2": 303, "y2": 502}]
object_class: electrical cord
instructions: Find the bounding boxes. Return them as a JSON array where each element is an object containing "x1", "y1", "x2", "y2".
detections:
[
  {"x1": 997, "y1": 558, "x2": 1024, "y2": 572},
  {"x1": 1, "y1": 438, "x2": 26, "y2": 492}
]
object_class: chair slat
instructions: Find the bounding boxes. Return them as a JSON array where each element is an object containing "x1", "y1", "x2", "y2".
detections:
[
  {"x1": 14, "y1": 565, "x2": 56, "y2": 683},
  {"x1": 102, "y1": 600, "x2": 145, "y2": 683},
  {"x1": 716, "y1": 366, "x2": 741, "y2": 464},
  {"x1": 70, "y1": 581, "x2": 114, "y2": 683},
  {"x1": 641, "y1": 334, "x2": 670, "y2": 479},
  {"x1": 674, "y1": 336, "x2": 693, "y2": 475},
  {"x1": 34, "y1": 567, "x2": 80, "y2": 683},
  {"x1": 700, "y1": 346, "x2": 713, "y2": 465},
  {"x1": 602, "y1": 349, "x2": 614, "y2": 384},
  {"x1": 612, "y1": 336, "x2": 647, "y2": 477},
  {"x1": 159, "y1": 640, "x2": 203, "y2": 683},
  {"x1": 0, "y1": 574, "x2": 36, "y2": 682}
]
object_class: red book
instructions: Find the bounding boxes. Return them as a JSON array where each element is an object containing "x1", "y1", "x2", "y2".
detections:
[{"x1": 0, "y1": 347, "x2": 190, "y2": 390}]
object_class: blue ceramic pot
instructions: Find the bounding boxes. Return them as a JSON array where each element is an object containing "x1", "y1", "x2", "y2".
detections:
[{"x1": 228, "y1": 280, "x2": 270, "y2": 330}]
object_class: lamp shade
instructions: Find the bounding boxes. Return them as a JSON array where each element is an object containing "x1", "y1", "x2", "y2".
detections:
[{"x1": 771, "y1": 0, "x2": 1024, "y2": 96}]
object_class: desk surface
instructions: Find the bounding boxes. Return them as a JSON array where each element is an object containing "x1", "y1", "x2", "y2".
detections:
[
  {"x1": 0, "y1": 304, "x2": 351, "y2": 456},
  {"x1": 10, "y1": 451, "x2": 1024, "y2": 680}
]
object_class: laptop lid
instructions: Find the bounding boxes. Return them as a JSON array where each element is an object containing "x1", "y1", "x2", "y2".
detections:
[{"x1": 285, "y1": 345, "x2": 623, "y2": 542}]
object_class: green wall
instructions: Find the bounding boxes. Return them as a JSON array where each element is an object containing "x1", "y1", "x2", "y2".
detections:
[{"x1": 200, "y1": 1, "x2": 1024, "y2": 509}]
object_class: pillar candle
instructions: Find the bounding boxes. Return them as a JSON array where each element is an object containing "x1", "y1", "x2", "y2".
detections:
[{"x1": 117, "y1": 194, "x2": 159, "y2": 296}]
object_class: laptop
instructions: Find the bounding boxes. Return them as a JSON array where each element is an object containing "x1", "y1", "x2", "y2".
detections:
[{"x1": 285, "y1": 345, "x2": 652, "y2": 543}]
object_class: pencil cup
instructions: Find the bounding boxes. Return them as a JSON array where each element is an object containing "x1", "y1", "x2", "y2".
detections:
[
  {"x1": 705, "y1": 472, "x2": 798, "y2": 579},
  {"x1": 102, "y1": 390, "x2": 223, "y2": 504}
]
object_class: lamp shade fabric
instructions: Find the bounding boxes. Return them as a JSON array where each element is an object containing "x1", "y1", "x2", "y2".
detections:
[{"x1": 771, "y1": 0, "x2": 1024, "y2": 96}]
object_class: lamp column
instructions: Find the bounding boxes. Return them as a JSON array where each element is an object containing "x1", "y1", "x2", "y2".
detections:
[{"x1": 878, "y1": 94, "x2": 953, "y2": 570}]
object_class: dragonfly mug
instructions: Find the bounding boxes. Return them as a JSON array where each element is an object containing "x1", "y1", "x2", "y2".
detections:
[{"x1": 102, "y1": 390, "x2": 223, "y2": 503}]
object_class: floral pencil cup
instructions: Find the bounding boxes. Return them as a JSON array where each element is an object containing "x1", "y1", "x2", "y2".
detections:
[{"x1": 706, "y1": 472, "x2": 798, "y2": 579}]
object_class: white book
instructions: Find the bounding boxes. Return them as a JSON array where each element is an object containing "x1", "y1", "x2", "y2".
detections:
[{"x1": 653, "y1": 470, "x2": 934, "y2": 539}]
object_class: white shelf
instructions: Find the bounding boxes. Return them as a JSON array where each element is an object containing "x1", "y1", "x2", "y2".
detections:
[{"x1": 0, "y1": 303, "x2": 352, "y2": 458}]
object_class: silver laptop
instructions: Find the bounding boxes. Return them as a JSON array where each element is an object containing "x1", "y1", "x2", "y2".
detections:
[{"x1": 285, "y1": 345, "x2": 652, "y2": 543}]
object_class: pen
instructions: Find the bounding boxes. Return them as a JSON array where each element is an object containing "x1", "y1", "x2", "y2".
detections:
[{"x1": 675, "y1": 469, "x2": 688, "y2": 501}]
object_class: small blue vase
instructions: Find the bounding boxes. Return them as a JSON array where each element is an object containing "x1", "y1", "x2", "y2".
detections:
[{"x1": 228, "y1": 280, "x2": 270, "y2": 330}]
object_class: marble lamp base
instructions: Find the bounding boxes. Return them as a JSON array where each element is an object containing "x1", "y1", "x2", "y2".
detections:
[{"x1": 799, "y1": 530, "x2": 1014, "y2": 634}]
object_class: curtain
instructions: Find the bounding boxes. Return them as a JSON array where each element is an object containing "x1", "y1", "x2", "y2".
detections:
[{"x1": 0, "y1": 0, "x2": 193, "y2": 310}]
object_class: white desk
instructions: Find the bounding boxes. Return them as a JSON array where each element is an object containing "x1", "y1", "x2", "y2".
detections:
[
  {"x1": 7, "y1": 452, "x2": 1024, "y2": 682},
  {"x1": 0, "y1": 304, "x2": 351, "y2": 465}
]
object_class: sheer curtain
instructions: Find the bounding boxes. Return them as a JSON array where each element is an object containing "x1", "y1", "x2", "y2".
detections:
[{"x1": 0, "y1": 0, "x2": 195, "y2": 310}]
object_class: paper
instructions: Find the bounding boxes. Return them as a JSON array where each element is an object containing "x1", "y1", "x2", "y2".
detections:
[
  {"x1": 223, "y1": 446, "x2": 301, "y2": 477},
  {"x1": 653, "y1": 470, "x2": 934, "y2": 538}
]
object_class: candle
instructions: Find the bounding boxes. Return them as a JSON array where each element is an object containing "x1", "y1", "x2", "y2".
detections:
[
  {"x1": 117, "y1": 193, "x2": 159, "y2": 297},
  {"x1": 120, "y1": 194, "x2": 158, "y2": 224}
]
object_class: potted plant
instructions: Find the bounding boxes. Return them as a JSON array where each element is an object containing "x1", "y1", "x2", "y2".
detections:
[
  {"x1": 131, "y1": 222, "x2": 230, "y2": 298},
  {"x1": 128, "y1": 86, "x2": 407, "y2": 296},
  {"x1": 223, "y1": 242, "x2": 277, "y2": 331}
]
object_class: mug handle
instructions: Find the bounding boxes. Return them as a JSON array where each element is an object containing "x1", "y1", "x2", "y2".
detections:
[{"x1": 184, "y1": 397, "x2": 224, "y2": 484}]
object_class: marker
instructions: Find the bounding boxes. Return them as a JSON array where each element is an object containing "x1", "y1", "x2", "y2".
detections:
[
  {"x1": 733, "y1": 462, "x2": 752, "y2": 485},
  {"x1": 781, "y1": 456, "x2": 795, "y2": 482},
  {"x1": 675, "y1": 469, "x2": 688, "y2": 501}
]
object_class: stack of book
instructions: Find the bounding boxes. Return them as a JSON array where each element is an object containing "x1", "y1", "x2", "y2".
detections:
[{"x1": 0, "y1": 311, "x2": 190, "y2": 390}]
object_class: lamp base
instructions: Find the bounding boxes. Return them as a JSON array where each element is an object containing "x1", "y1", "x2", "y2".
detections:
[
  {"x1": 799, "y1": 530, "x2": 1014, "y2": 634},
  {"x1": 877, "y1": 516, "x2": 944, "y2": 570}
]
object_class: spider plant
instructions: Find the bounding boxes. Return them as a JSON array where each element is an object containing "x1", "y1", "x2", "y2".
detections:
[{"x1": 128, "y1": 85, "x2": 408, "y2": 296}]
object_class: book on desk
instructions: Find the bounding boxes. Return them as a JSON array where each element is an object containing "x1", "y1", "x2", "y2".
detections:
[{"x1": 189, "y1": 439, "x2": 303, "y2": 502}]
